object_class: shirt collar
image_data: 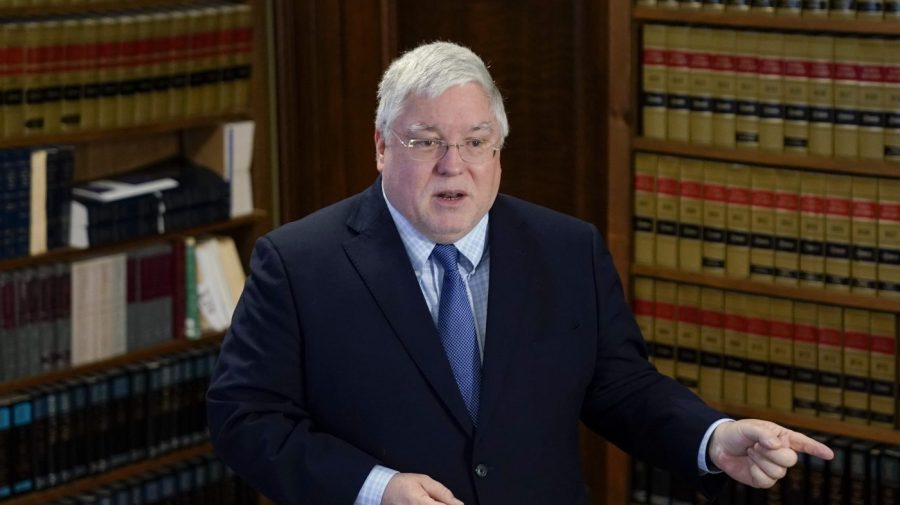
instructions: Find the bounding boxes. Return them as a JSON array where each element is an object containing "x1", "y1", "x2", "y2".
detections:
[{"x1": 382, "y1": 185, "x2": 489, "y2": 273}]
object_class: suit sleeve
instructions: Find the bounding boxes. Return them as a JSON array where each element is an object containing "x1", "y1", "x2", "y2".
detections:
[
  {"x1": 207, "y1": 236, "x2": 380, "y2": 505},
  {"x1": 579, "y1": 225, "x2": 726, "y2": 492}
]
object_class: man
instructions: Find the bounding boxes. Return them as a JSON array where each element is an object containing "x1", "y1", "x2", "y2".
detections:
[{"x1": 207, "y1": 41, "x2": 832, "y2": 505}]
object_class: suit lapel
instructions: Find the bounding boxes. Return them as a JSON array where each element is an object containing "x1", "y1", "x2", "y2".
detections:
[
  {"x1": 342, "y1": 181, "x2": 475, "y2": 436},
  {"x1": 476, "y1": 196, "x2": 540, "y2": 437}
]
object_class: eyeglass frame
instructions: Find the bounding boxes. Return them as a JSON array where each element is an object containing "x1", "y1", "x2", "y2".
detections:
[{"x1": 390, "y1": 129, "x2": 501, "y2": 164}]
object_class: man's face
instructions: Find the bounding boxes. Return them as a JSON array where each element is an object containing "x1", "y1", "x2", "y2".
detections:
[{"x1": 375, "y1": 82, "x2": 502, "y2": 244}]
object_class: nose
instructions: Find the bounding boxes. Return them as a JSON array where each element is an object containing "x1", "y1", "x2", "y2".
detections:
[{"x1": 436, "y1": 144, "x2": 465, "y2": 175}]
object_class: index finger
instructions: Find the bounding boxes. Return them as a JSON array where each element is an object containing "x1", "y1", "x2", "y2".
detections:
[{"x1": 784, "y1": 431, "x2": 834, "y2": 460}]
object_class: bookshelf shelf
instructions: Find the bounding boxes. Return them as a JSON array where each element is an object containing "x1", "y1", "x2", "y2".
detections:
[
  {"x1": 0, "y1": 111, "x2": 252, "y2": 150},
  {"x1": 0, "y1": 331, "x2": 224, "y2": 397},
  {"x1": 708, "y1": 401, "x2": 900, "y2": 445},
  {"x1": 0, "y1": 0, "x2": 246, "y2": 18},
  {"x1": 632, "y1": 264, "x2": 900, "y2": 313},
  {"x1": 632, "y1": 137, "x2": 900, "y2": 178},
  {"x1": 632, "y1": 6, "x2": 900, "y2": 35},
  {"x1": 0, "y1": 210, "x2": 267, "y2": 272},
  {"x1": 5, "y1": 442, "x2": 214, "y2": 505}
]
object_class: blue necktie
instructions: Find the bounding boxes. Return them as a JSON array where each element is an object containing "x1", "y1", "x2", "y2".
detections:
[{"x1": 432, "y1": 244, "x2": 481, "y2": 424}]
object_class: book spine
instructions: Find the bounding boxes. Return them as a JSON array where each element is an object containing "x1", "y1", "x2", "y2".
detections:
[
  {"x1": 783, "y1": 33, "x2": 811, "y2": 154},
  {"x1": 710, "y1": 28, "x2": 737, "y2": 148},
  {"x1": 800, "y1": 172, "x2": 827, "y2": 288},
  {"x1": 699, "y1": 287, "x2": 725, "y2": 401},
  {"x1": 11, "y1": 394, "x2": 33, "y2": 496},
  {"x1": 735, "y1": 31, "x2": 761, "y2": 148},
  {"x1": 774, "y1": 168, "x2": 801, "y2": 285},
  {"x1": 726, "y1": 163, "x2": 752, "y2": 278},
  {"x1": 723, "y1": 292, "x2": 748, "y2": 403},
  {"x1": 857, "y1": 0, "x2": 885, "y2": 19},
  {"x1": 688, "y1": 27, "x2": 714, "y2": 145},
  {"x1": 675, "y1": 284, "x2": 701, "y2": 392},
  {"x1": 117, "y1": 15, "x2": 140, "y2": 129},
  {"x1": 702, "y1": 161, "x2": 729, "y2": 274},
  {"x1": 817, "y1": 305, "x2": 844, "y2": 419},
  {"x1": 666, "y1": 26, "x2": 691, "y2": 143},
  {"x1": 808, "y1": 35, "x2": 835, "y2": 157},
  {"x1": 768, "y1": 297, "x2": 794, "y2": 412},
  {"x1": 750, "y1": 166, "x2": 777, "y2": 281},
  {"x1": 858, "y1": 37, "x2": 886, "y2": 161},
  {"x1": 886, "y1": 38, "x2": 900, "y2": 162},
  {"x1": 757, "y1": 31, "x2": 786, "y2": 152},
  {"x1": 824, "y1": 173, "x2": 853, "y2": 291},
  {"x1": 655, "y1": 156, "x2": 681, "y2": 269},
  {"x1": 745, "y1": 294, "x2": 771, "y2": 407},
  {"x1": 803, "y1": 0, "x2": 831, "y2": 15},
  {"x1": 868, "y1": 312, "x2": 896, "y2": 428},
  {"x1": 96, "y1": 15, "x2": 122, "y2": 130},
  {"x1": 834, "y1": 36, "x2": 861, "y2": 159},
  {"x1": 843, "y1": 308, "x2": 871, "y2": 424},
  {"x1": 653, "y1": 281, "x2": 679, "y2": 378},
  {"x1": 793, "y1": 302, "x2": 819, "y2": 415},
  {"x1": 678, "y1": 158, "x2": 704, "y2": 271},
  {"x1": 634, "y1": 153, "x2": 658, "y2": 266},
  {"x1": 851, "y1": 176, "x2": 880, "y2": 295},
  {"x1": 831, "y1": 0, "x2": 858, "y2": 17},
  {"x1": 633, "y1": 277, "x2": 657, "y2": 363},
  {"x1": 3, "y1": 22, "x2": 26, "y2": 139},
  {"x1": 878, "y1": 178, "x2": 900, "y2": 299}
]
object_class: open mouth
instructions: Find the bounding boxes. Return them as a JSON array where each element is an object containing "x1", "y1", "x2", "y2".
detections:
[{"x1": 437, "y1": 191, "x2": 465, "y2": 200}]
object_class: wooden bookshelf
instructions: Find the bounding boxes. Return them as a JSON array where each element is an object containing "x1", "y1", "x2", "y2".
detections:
[
  {"x1": 0, "y1": 331, "x2": 224, "y2": 397},
  {"x1": 0, "y1": 112, "x2": 253, "y2": 150},
  {"x1": 632, "y1": 5, "x2": 900, "y2": 35},
  {"x1": 632, "y1": 264, "x2": 900, "y2": 313},
  {"x1": 0, "y1": 210, "x2": 267, "y2": 272},
  {"x1": 633, "y1": 137, "x2": 900, "y2": 178},
  {"x1": 5, "y1": 443, "x2": 214, "y2": 505}
]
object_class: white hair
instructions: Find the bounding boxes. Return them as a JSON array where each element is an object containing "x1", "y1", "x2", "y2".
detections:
[{"x1": 375, "y1": 41, "x2": 509, "y2": 144}]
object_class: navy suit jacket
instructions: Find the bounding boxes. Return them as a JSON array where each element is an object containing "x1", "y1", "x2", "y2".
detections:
[{"x1": 207, "y1": 178, "x2": 725, "y2": 505}]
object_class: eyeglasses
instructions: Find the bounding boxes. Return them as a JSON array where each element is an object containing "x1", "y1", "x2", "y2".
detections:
[{"x1": 391, "y1": 130, "x2": 500, "y2": 164}]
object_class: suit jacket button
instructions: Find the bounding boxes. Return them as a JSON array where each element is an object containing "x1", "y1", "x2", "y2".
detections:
[{"x1": 474, "y1": 464, "x2": 488, "y2": 478}]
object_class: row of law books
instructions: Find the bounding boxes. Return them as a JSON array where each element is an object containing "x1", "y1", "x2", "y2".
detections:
[
  {"x1": 0, "y1": 1, "x2": 253, "y2": 138},
  {"x1": 633, "y1": 276, "x2": 898, "y2": 427},
  {"x1": 641, "y1": 25, "x2": 900, "y2": 161},
  {"x1": 633, "y1": 153, "x2": 900, "y2": 298},
  {"x1": 635, "y1": 0, "x2": 900, "y2": 19},
  {"x1": 631, "y1": 434, "x2": 900, "y2": 505},
  {"x1": 0, "y1": 234, "x2": 246, "y2": 381},
  {"x1": 43, "y1": 454, "x2": 258, "y2": 505},
  {"x1": 0, "y1": 345, "x2": 218, "y2": 501},
  {"x1": 0, "y1": 146, "x2": 74, "y2": 260}
]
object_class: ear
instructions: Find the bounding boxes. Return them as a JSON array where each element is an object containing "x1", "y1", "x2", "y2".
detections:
[{"x1": 374, "y1": 129, "x2": 386, "y2": 173}]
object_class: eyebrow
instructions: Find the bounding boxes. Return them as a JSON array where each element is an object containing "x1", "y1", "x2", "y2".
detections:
[{"x1": 406, "y1": 122, "x2": 495, "y2": 135}]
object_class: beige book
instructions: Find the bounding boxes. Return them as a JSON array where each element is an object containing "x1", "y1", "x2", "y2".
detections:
[
  {"x1": 132, "y1": 13, "x2": 154, "y2": 126},
  {"x1": 735, "y1": 31, "x2": 761, "y2": 149},
  {"x1": 148, "y1": 11, "x2": 172, "y2": 122},
  {"x1": 830, "y1": 0, "x2": 857, "y2": 18},
  {"x1": 857, "y1": 0, "x2": 885, "y2": 20},
  {"x1": 198, "y1": 6, "x2": 222, "y2": 115},
  {"x1": 710, "y1": 28, "x2": 737, "y2": 148},
  {"x1": 653, "y1": 281, "x2": 679, "y2": 378},
  {"x1": 726, "y1": 163, "x2": 752, "y2": 278},
  {"x1": 679, "y1": 158, "x2": 704, "y2": 271},
  {"x1": 886, "y1": 38, "x2": 900, "y2": 163},
  {"x1": 79, "y1": 17, "x2": 100, "y2": 132},
  {"x1": 40, "y1": 20, "x2": 63, "y2": 135},
  {"x1": 702, "y1": 161, "x2": 729, "y2": 275},
  {"x1": 851, "y1": 176, "x2": 880, "y2": 295},
  {"x1": 757, "y1": 31, "x2": 785, "y2": 152},
  {"x1": 824, "y1": 174, "x2": 853, "y2": 291},
  {"x1": 816, "y1": 305, "x2": 843, "y2": 419},
  {"x1": 666, "y1": 25, "x2": 691, "y2": 143},
  {"x1": 868, "y1": 312, "x2": 896, "y2": 428},
  {"x1": 0, "y1": 22, "x2": 25, "y2": 137},
  {"x1": 699, "y1": 287, "x2": 725, "y2": 401},
  {"x1": 799, "y1": 172, "x2": 827, "y2": 288},
  {"x1": 59, "y1": 19, "x2": 84, "y2": 132},
  {"x1": 750, "y1": 167, "x2": 777, "y2": 281},
  {"x1": 675, "y1": 284, "x2": 701, "y2": 392},
  {"x1": 116, "y1": 15, "x2": 139, "y2": 128},
  {"x1": 878, "y1": 177, "x2": 900, "y2": 299},
  {"x1": 808, "y1": 35, "x2": 835, "y2": 158},
  {"x1": 688, "y1": 28, "x2": 714, "y2": 145},
  {"x1": 703, "y1": 0, "x2": 727, "y2": 11},
  {"x1": 634, "y1": 153, "x2": 658, "y2": 266},
  {"x1": 29, "y1": 150, "x2": 48, "y2": 256},
  {"x1": 833, "y1": 36, "x2": 861, "y2": 159},
  {"x1": 858, "y1": 37, "x2": 886, "y2": 161},
  {"x1": 751, "y1": 0, "x2": 777, "y2": 13},
  {"x1": 774, "y1": 168, "x2": 801, "y2": 285},
  {"x1": 71, "y1": 254, "x2": 128, "y2": 365},
  {"x1": 768, "y1": 297, "x2": 794, "y2": 412},
  {"x1": 792, "y1": 302, "x2": 819, "y2": 416},
  {"x1": 723, "y1": 291, "x2": 748, "y2": 404},
  {"x1": 233, "y1": 4, "x2": 253, "y2": 111},
  {"x1": 655, "y1": 156, "x2": 681, "y2": 269},
  {"x1": 745, "y1": 294, "x2": 771, "y2": 407},
  {"x1": 777, "y1": 0, "x2": 802, "y2": 15},
  {"x1": 22, "y1": 20, "x2": 45, "y2": 135},
  {"x1": 726, "y1": 0, "x2": 752, "y2": 11},
  {"x1": 95, "y1": 15, "x2": 121, "y2": 129},
  {"x1": 169, "y1": 8, "x2": 191, "y2": 119},
  {"x1": 216, "y1": 236, "x2": 247, "y2": 310},
  {"x1": 633, "y1": 277, "x2": 657, "y2": 362},
  {"x1": 782, "y1": 34, "x2": 809, "y2": 154},
  {"x1": 843, "y1": 308, "x2": 870, "y2": 424},
  {"x1": 220, "y1": 4, "x2": 241, "y2": 113},
  {"x1": 643, "y1": 25, "x2": 669, "y2": 140}
]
